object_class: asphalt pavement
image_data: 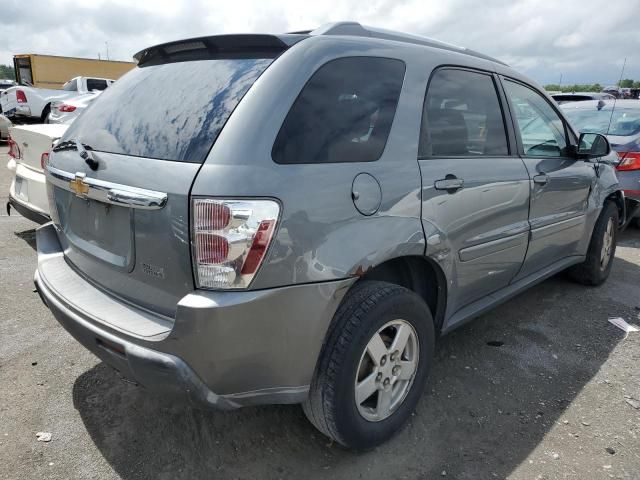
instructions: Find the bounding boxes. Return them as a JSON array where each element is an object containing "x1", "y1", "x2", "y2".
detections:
[{"x1": 1, "y1": 147, "x2": 639, "y2": 480}]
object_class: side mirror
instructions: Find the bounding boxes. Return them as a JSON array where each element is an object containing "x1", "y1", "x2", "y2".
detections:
[{"x1": 577, "y1": 132, "x2": 610, "y2": 158}]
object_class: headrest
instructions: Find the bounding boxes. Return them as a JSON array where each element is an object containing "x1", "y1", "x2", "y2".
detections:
[{"x1": 429, "y1": 109, "x2": 469, "y2": 156}]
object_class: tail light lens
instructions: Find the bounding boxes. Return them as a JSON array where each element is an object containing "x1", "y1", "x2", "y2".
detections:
[
  {"x1": 16, "y1": 90, "x2": 27, "y2": 103},
  {"x1": 192, "y1": 198, "x2": 280, "y2": 289},
  {"x1": 616, "y1": 152, "x2": 640, "y2": 171},
  {"x1": 57, "y1": 104, "x2": 76, "y2": 112},
  {"x1": 40, "y1": 152, "x2": 49, "y2": 170},
  {"x1": 7, "y1": 137, "x2": 20, "y2": 159}
]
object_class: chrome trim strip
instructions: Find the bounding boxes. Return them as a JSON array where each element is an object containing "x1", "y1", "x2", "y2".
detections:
[{"x1": 46, "y1": 165, "x2": 168, "y2": 210}]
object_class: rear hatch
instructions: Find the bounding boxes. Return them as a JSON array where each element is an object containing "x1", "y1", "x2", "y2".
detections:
[{"x1": 46, "y1": 36, "x2": 288, "y2": 317}]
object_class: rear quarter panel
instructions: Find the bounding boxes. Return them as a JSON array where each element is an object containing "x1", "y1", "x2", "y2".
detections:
[{"x1": 191, "y1": 37, "x2": 430, "y2": 289}]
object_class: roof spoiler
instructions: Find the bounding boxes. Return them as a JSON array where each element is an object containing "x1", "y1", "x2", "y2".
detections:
[{"x1": 134, "y1": 34, "x2": 299, "y2": 67}]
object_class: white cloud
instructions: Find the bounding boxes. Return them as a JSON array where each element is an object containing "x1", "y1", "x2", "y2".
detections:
[{"x1": 1, "y1": 0, "x2": 639, "y2": 85}]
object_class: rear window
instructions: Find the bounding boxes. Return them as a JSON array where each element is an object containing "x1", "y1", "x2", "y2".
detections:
[
  {"x1": 63, "y1": 58, "x2": 273, "y2": 162},
  {"x1": 86, "y1": 79, "x2": 108, "y2": 91},
  {"x1": 272, "y1": 57, "x2": 405, "y2": 164},
  {"x1": 563, "y1": 108, "x2": 640, "y2": 137},
  {"x1": 552, "y1": 95, "x2": 592, "y2": 104}
]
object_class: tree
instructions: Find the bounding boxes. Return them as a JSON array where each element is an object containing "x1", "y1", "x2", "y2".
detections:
[
  {"x1": 618, "y1": 78, "x2": 634, "y2": 88},
  {"x1": 0, "y1": 64, "x2": 15, "y2": 80}
]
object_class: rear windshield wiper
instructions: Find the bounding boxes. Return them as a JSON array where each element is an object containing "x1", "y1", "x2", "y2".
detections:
[
  {"x1": 52, "y1": 139, "x2": 99, "y2": 170},
  {"x1": 53, "y1": 139, "x2": 94, "y2": 153}
]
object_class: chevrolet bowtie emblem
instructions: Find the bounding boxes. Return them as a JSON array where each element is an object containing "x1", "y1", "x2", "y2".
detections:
[{"x1": 69, "y1": 173, "x2": 89, "y2": 198}]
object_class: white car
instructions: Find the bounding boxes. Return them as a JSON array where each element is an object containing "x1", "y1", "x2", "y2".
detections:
[
  {"x1": 48, "y1": 92, "x2": 100, "y2": 124},
  {"x1": 7, "y1": 124, "x2": 68, "y2": 223},
  {"x1": 0, "y1": 76, "x2": 113, "y2": 123},
  {"x1": 0, "y1": 114, "x2": 10, "y2": 142}
]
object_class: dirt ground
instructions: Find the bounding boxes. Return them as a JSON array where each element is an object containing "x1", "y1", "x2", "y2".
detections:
[{"x1": 0, "y1": 147, "x2": 639, "y2": 480}]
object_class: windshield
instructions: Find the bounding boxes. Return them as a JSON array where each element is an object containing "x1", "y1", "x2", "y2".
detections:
[
  {"x1": 563, "y1": 108, "x2": 640, "y2": 137},
  {"x1": 62, "y1": 58, "x2": 273, "y2": 163}
]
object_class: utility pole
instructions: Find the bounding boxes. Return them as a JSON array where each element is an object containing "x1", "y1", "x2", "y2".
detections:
[{"x1": 105, "y1": 42, "x2": 110, "y2": 61}]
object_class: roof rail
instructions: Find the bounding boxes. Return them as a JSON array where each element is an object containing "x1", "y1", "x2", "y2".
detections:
[{"x1": 308, "y1": 21, "x2": 507, "y2": 66}]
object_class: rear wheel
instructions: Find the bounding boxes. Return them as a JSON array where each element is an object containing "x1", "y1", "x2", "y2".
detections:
[
  {"x1": 303, "y1": 281, "x2": 435, "y2": 450},
  {"x1": 568, "y1": 201, "x2": 618, "y2": 286}
]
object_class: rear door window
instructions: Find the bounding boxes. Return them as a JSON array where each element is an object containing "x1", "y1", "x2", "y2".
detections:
[
  {"x1": 63, "y1": 58, "x2": 273, "y2": 163},
  {"x1": 272, "y1": 57, "x2": 405, "y2": 164},
  {"x1": 420, "y1": 68, "x2": 509, "y2": 157}
]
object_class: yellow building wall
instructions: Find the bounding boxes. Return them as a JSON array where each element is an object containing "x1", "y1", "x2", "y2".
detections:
[{"x1": 16, "y1": 54, "x2": 135, "y2": 89}]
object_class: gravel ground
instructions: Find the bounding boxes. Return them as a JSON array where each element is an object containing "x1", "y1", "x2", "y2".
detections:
[{"x1": 0, "y1": 147, "x2": 639, "y2": 480}]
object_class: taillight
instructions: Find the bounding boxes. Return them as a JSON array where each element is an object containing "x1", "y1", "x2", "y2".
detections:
[
  {"x1": 7, "y1": 137, "x2": 20, "y2": 159},
  {"x1": 57, "y1": 104, "x2": 76, "y2": 112},
  {"x1": 192, "y1": 199, "x2": 279, "y2": 289},
  {"x1": 16, "y1": 90, "x2": 27, "y2": 103},
  {"x1": 40, "y1": 152, "x2": 49, "y2": 170},
  {"x1": 616, "y1": 152, "x2": 640, "y2": 171}
]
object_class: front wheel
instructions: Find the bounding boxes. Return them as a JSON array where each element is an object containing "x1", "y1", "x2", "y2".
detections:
[
  {"x1": 303, "y1": 281, "x2": 435, "y2": 450},
  {"x1": 568, "y1": 201, "x2": 618, "y2": 286}
]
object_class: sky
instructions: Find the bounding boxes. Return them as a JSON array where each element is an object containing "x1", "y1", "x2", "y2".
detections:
[{"x1": 1, "y1": 0, "x2": 639, "y2": 86}]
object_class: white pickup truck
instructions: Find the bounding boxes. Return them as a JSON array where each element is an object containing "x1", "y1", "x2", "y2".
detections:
[{"x1": 0, "y1": 76, "x2": 114, "y2": 122}]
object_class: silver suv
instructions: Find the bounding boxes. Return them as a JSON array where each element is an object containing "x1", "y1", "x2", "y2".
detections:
[{"x1": 35, "y1": 22, "x2": 627, "y2": 449}]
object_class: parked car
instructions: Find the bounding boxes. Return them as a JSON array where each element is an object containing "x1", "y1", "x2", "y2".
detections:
[
  {"x1": 6, "y1": 124, "x2": 68, "y2": 223},
  {"x1": 0, "y1": 114, "x2": 11, "y2": 142},
  {"x1": 0, "y1": 79, "x2": 17, "y2": 92},
  {"x1": 0, "y1": 80, "x2": 17, "y2": 115},
  {"x1": 48, "y1": 92, "x2": 101, "y2": 124},
  {"x1": 602, "y1": 86, "x2": 621, "y2": 98},
  {"x1": 35, "y1": 22, "x2": 625, "y2": 450},
  {"x1": 552, "y1": 92, "x2": 616, "y2": 104},
  {"x1": 562, "y1": 99, "x2": 640, "y2": 228},
  {"x1": 0, "y1": 76, "x2": 113, "y2": 122}
]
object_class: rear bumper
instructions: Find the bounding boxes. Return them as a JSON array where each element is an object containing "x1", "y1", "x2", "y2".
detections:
[
  {"x1": 35, "y1": 223, "x2": 354, "y2": 409},
  {"x1": 8, "y1": 194, "x2": 50, "y2": 224}
]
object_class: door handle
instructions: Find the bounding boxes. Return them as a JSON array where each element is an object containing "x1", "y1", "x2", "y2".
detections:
[
  {"x1": 533, "y1": 174, "x2": 549, "y2": 185},
  {"x1": 434, "y1": 177, "x2": 464, "y2": 192}
]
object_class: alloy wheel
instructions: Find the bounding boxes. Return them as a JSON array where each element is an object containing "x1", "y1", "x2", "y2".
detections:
[{"x1": 354, "y1": 319, "x2": 420, "y2": 422}]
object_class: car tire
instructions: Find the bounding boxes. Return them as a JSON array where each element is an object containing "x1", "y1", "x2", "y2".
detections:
[
  {"x1": 568, "y1": 201, "x2": 618, "y2": 286},
  {"x1": 302, "y1": 280, "x2": 435, "y2": 450}
]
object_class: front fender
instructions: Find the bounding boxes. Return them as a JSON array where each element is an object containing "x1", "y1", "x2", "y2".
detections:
[{"x1": 593, "y1": 162, "x2": 625, "y2": 225}]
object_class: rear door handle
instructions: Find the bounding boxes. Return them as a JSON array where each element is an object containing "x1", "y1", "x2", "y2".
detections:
[
  {"x1": 434, "y1": 177, "x2": 464, "y2": 192},
  {"x1": 533, "y1": 173, "x2": 549, "y2": 185}
]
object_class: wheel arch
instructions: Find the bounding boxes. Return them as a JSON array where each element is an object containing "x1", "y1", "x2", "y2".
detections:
[
  {"x1": 606, "y1": 189, "x2": 625, "y2": 227},
  {"x1": 354, "y1": 255, "x2": 447, "y2": 332},
  {"x1": 41, "y1": 103, "x2": 51, "y2": 122}
]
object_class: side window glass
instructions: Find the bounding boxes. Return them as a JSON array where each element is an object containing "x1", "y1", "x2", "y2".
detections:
[
  {"x1": 272, "y1": 57, "x2": 405, "y2": 164},
  {"x1": 419, "y1": 69, "x2": 508, "y2": 157},
  {"x1": 503, "y1": 80, "x2": 568, "y2": 157}
]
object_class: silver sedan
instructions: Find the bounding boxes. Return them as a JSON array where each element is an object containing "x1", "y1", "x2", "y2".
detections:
[
  {"x1": 48, "y1": 92, "x2": 100, "y2": 124},
  {"x1": 562, "y1": 99, "x2": 640, "y2": 227}
]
